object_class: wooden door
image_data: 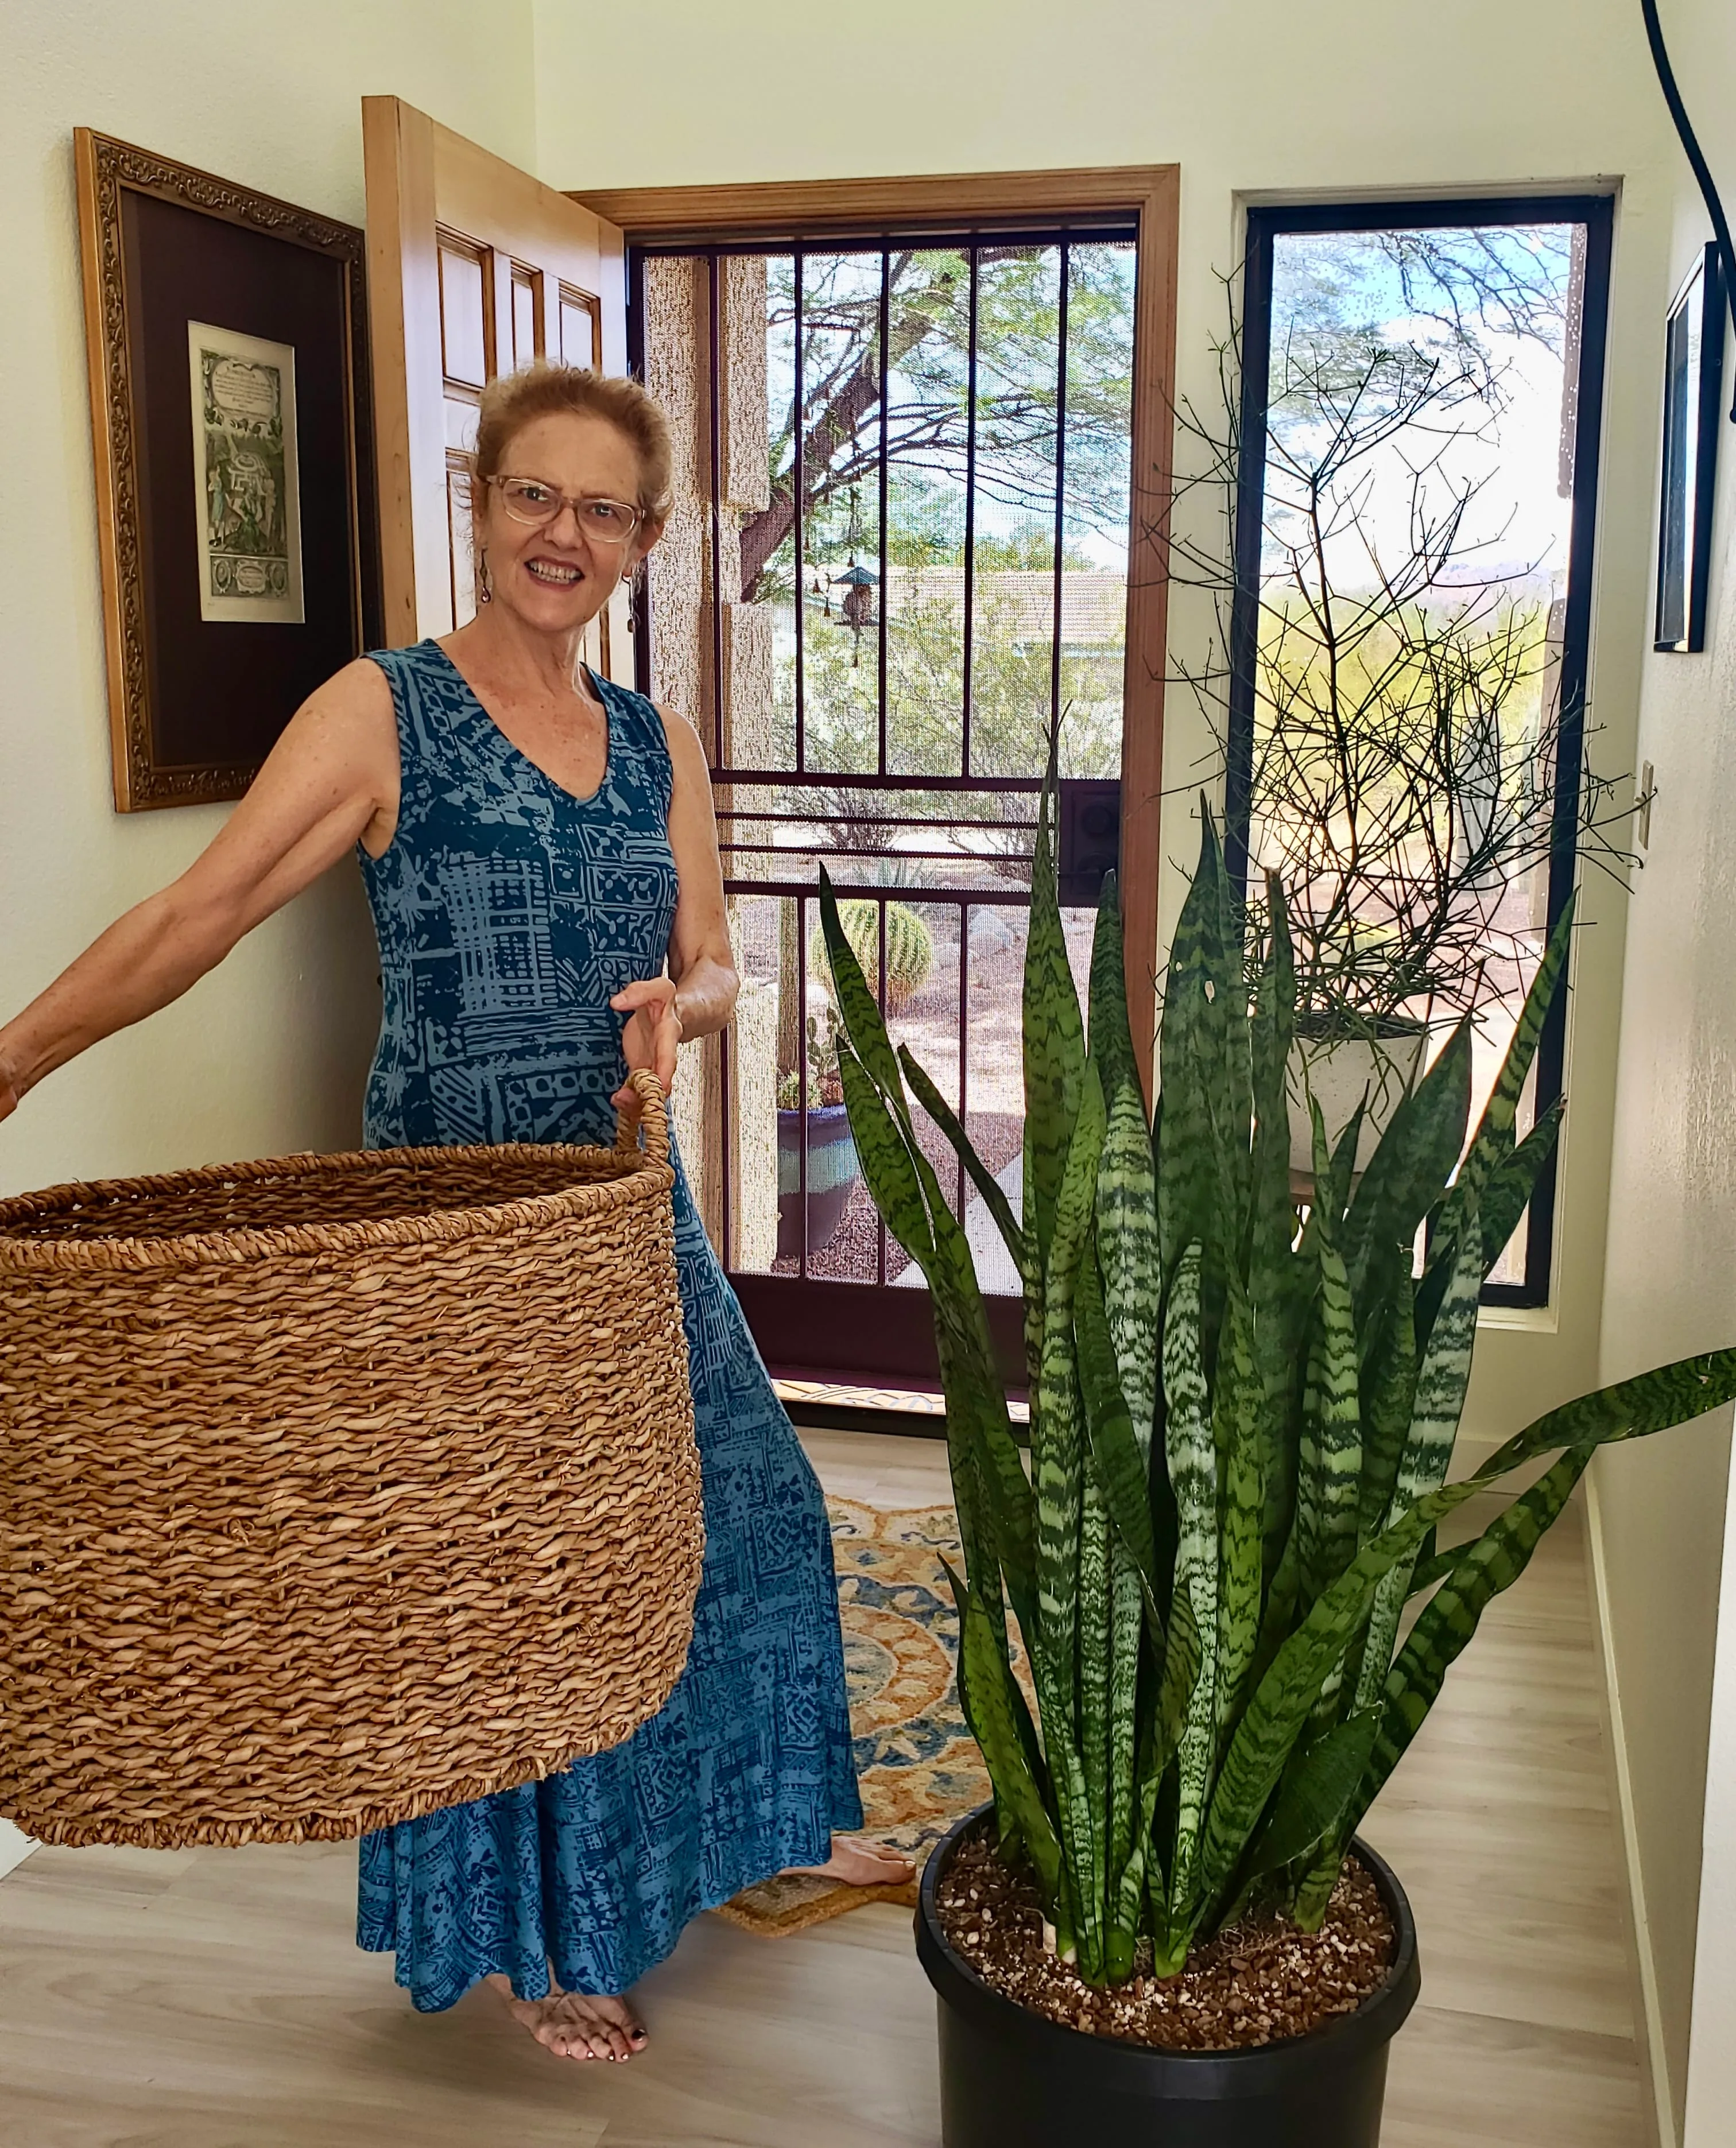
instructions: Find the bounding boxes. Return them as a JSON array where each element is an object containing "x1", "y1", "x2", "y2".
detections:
[{"x1": 361, "y1": 97, "x2": 631, "y2": 674}]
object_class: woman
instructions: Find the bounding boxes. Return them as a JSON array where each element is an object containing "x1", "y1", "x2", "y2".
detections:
[{"x1": 0, "y1": 363, "x2": 909, "y2": 2063}]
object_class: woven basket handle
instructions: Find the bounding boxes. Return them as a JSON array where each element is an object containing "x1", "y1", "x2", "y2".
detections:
[{"x1": 615, "y1": 1068, "x2": 672, "y2": 1168}]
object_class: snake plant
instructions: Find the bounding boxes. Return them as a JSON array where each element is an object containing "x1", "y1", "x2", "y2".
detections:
[{"x1": 819, "y1": 792, "x2": 1736, "y2": 1986}]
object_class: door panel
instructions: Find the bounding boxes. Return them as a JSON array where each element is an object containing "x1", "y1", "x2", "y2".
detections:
[{"x1": 361, "y1": 96, "x2": 631, "y2": 674}]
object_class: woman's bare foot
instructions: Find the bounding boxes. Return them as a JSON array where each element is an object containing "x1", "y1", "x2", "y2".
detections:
[
  {"x1": 485, "y1": 1972, "x2": 647, "y2": 2062},
  {"x1": 787, "y1": 1836, "x2": 916, "y2": 1887}
]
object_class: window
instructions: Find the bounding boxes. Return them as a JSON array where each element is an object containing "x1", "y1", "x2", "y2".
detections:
[{"x1": 1227, "y1": 199, "x2": 1614, "y2": 1306}]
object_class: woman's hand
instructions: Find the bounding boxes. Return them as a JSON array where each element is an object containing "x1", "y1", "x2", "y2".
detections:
[{"x1": 610, "y1": 976, "x2": 683, "y2": 1119}]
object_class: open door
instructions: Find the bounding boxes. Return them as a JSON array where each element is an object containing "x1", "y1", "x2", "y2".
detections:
[{"x1": 361, "y1": 97, "x2": 631, "y2": 677}]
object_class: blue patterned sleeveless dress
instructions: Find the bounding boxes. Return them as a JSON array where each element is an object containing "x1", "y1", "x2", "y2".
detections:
[{"x1": 352, "y1": 639, "x2": 863, "y2": 2011}]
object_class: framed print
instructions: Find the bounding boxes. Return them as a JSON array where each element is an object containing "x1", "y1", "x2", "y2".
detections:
[
  {"x1": 188, "y1": 322, "x2": 304, "y2": 624},
  {"x1": 75, "y1": 130, "x2": 379, "y2": 809},
  {"x1": 1655, "y1": 241, "x2": 1725, "y2": 654}
]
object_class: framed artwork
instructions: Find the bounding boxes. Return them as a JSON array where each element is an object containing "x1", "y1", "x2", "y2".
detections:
[
  {"x1": 1655, "y1": 241, "x2": 1726, "y2": 655},
  {"x1": 75, "y1": 130, "x2": 379, "y2": 809}
]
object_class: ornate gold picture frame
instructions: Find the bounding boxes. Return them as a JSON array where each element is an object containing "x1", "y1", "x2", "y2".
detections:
[{"x1": 75, "y1": 130, "x2": 378, "y2": 811}]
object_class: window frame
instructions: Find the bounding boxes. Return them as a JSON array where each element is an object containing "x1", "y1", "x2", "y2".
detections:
[{"x1": 1226, "y1": 194, "x2": 1615, "y2": 1310}]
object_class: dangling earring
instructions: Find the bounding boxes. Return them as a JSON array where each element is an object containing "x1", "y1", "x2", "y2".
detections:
[{"x1": 477, "y1": 550, "x2": 493, "y2": 605}]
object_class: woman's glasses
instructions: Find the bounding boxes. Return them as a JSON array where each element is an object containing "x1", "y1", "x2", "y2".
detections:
[{"x1": 486, "y1": 476, "x2": 642, "y2": 546}]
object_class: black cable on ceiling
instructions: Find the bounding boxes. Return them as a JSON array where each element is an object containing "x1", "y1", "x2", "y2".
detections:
[{"x1": 1642, "y1": 0, "x2": 1736, "y2": 421}]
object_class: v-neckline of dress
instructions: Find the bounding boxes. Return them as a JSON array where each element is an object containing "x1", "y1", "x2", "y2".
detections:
[{"x1": 427, "y1": 638, "x2": 613, "y2": 809}]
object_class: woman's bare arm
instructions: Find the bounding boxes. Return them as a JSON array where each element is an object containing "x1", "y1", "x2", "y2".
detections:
[
  {"x1": 0, "y1": 660, "x2": 399, "y2": 1120},
  {"x1": 609, "y1": 704, "x2": 739, "y2": 1108}
]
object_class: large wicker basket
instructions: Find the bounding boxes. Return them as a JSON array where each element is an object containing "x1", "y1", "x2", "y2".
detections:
[{"x1": 0, "y1": 1070, "x2": 703, "y2": 1850}]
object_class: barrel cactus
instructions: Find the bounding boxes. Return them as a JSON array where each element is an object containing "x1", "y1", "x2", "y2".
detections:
[{"x1": 812, "y1": 900, "x2": 933, "y2": 1014}]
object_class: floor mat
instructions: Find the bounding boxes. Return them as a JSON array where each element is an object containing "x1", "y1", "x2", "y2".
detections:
[{"x1": 715, "y1": 1495, "x2": 1012, "y2": 1937}]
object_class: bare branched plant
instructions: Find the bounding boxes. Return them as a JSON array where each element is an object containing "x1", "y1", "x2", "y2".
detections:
[{"x1": 1161, "y1": 266, "x2": 1636, "y2": 1039}]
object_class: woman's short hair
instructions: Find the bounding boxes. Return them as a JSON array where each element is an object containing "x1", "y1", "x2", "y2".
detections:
[{"x1": 470, "y1": 362, "x2": 674, "y2": 525}]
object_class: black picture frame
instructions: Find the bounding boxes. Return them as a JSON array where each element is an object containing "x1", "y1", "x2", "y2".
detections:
[
  {"x1": 1655, "y1": 241, "x2": 1726, "y2": 654},
  {"x1": 75, "y1": 130, "x2": 380, "y2": 811}
]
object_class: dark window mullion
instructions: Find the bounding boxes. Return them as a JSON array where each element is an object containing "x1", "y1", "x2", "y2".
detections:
[
  {"x1": 958, "y1": 902, "x2": 970, "y2": 1221},
  {"x1": 797, "y1": 893, "x2": 809, "y2": 1278},
  {"x1": 707, "y1": 252, "x2": 724, "y2": 769},
  {"x1": 877, "y1": 248, "x2": 891, "y2": 782},
  {"x1": 794, "y1": 249, "x2": 806, "y2": 779},
  {"x1": 876, "y1": 898, "x2": 889, "y2": 1285},
  {"x1": 1050, "y1": 245, "x2": 1071, "y2": 747},
  {"x1": 707, "y1": 251, "x2": 731, "y2": 1265},
  {"x1": 962, "y1": 248, "x2": 979, "y2": 781}
]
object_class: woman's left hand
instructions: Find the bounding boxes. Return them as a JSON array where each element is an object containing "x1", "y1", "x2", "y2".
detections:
[{"x1": 611, "y1": 976, "x2": 683, "y2": 1117}]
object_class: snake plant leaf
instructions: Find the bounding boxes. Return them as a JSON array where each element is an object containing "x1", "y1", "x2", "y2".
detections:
[
  {"x1": 1164, "y1": 1243, "x2": 1221, "y2": 1928},
  {"x1": 1157, "y1": 812, "x2": 1223, "y2": 1277},
  {"x1": 1249, "y1": 877, "x2": 1304, "y2": 1584},
  {"x1": 1323, "y1": 1094, "x2": 1366, "y2": 1226},
  {"x1": 819, "y1": 866, "x2": 908, "y2": 1111},
  {"x1": 1096, "y1": 1077, "x2": 1160, "y2": 1461},
  {"x1": 1474, "y1": 1096, "x2": 1564, "y2": 1276},
  {"x1": 834, "y1": 1039, "x2": 935, "y2": 1270},
  {"x1": 1422, "y1": 894, "x2": 1575, "y2": 1338},
  {"x1": 1353, "y1": 1202, "x2": 1482, "y2": 1708},
  {"x1": 1076, "y1": 1242, "x2": 1164, "y2": 1638},
  {"x1": 943, "y1": 1557, "x2": 1065, "y2": 1913},
  {"x1": 1194, "y1": 1494, "x2": 1441, "y2": 1909},
  {"x1": 1357, "y1": 1260, "x2": 1417, "y2": 1544},
  {"x1": 1475, "y1": 1345, "x2": 1736, "y2": 1480},
  {"x1": 1351, "y1": 1445, "x2": 1595, "y2": 1827},
  {"x1": 1343, "y1": 1018, "x2": 1472, "y2": 1316},
  {"x1": 900, "y1": 1044, "x2": 1032, "y2": 1290},
  {"x1": 1078, "y1": 1471, "x2": 1113, "y2": 1943},
  {"x1": 1024, "y1": 775, "x2": 1086, "y2": 1274},
  {"x1": 1034, "y1": 1063, "x2": 1109, "y2": 1662},
  {"x1": 1389, "y1": 1200, "x2": 1483, "y2": 1522},
  {"x1": 1306, "y1": 1165, "x2": 1365, "y2": 1604},
  {"x1": 1214, "y1": 1279, "x2": 1267, "y2": 1746},
  {"x1": 1026, "y1": 1063, "x2": 1109, "y2": 1966},
  {"x1": 1107, "y1": 1534, "x2": 1144, "y2": 1885},
  {"x1": 896, "y1": 1088, "x2": 1039, "y2": 1648},
  {"x1": 1461, "y1": 891, "x2": 1575, "y2": 1203},
  {"x1": 1108, "y1": 1697, "x2": 1166, "y2": 1978},
  {"x1": 1088, "y1": 868, "x2": 1138, "y2": 1104},
  {"x1": 1248, "y1": 1341, "x2": 1736, "y2": 1910},
  {"x1": 1292, "y1": 1099, "x2": 1337, "y2": 1602},
  {"x1": 1237, "y1": 1708, "x2": 1381, "y2": 1902},
  {"x1": 932, "y1": 1309, "x2": 1038, "y2": 1653}
]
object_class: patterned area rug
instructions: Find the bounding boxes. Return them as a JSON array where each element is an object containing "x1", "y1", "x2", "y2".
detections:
[{"x1": 715, "y1": 1496, "x2": 1010, "y2": 1938}]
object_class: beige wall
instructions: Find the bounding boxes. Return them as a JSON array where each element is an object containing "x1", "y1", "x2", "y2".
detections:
[
  {"x1": 1591, "y1": 11, "x2": 1736, "y2": 2146},
  {"x1": 0, "y1": 1, "x2": 536, "y2": 1205}
]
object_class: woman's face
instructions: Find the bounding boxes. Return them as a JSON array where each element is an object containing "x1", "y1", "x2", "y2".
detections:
[{"x1": 476, "y1": 410, "x2": 660, "y2": 636}]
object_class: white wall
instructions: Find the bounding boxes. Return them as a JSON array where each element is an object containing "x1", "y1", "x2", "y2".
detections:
[
  {"x1": 0, "y1": 0, "x2": 536, "y2": 1205},
  {"x1": 1591, "y1": 12, "x2": 1736, "y2": 2147}
]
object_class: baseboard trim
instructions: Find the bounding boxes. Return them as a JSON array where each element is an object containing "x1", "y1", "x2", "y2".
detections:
[
  {"x1": 0, "y1": 1820, "x2": 37, "y2": 1883},
  {"x1": 1585, "y1": 1467, "x2": 1676, "y2": 2148}
]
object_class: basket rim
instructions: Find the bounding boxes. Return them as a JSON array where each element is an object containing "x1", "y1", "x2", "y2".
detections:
[{"x1": 0, "y1": 1139, "x2": 676, "y2": 1271}]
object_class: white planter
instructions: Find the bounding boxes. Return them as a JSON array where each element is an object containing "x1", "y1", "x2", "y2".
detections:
[{"x1": 1288, "y1": 1026, "x2": 1428, "y2": 1174}]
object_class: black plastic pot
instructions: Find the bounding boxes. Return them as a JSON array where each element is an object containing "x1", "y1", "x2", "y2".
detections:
[{"x1": 915, "y1": 1809, "x2": 1420, "y2": 2148}]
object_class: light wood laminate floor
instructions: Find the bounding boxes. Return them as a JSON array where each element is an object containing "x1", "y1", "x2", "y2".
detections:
[{"x1": 0, "y1": 1429, "x2": 1645, "y2": 2147}]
